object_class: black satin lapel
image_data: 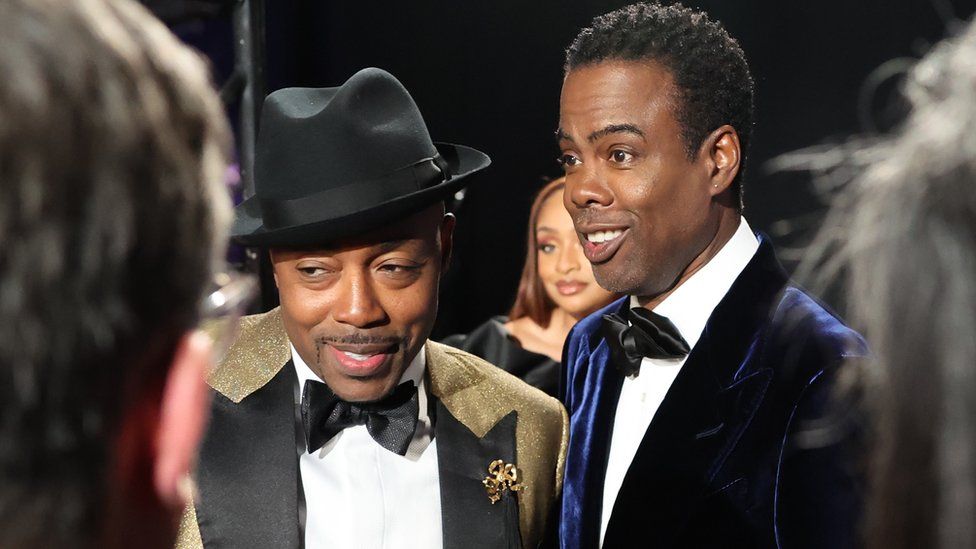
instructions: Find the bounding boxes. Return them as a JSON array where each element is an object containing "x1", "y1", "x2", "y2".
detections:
[
  {"x1": 603, "y1": 346, "x2": 772, "y2": 547},
  {"x1": 436, "y1": 403, "x2": 522, "y2": 549},
  {"x1": 195, "y1": 362, "x2": 301, "y2": 549}
]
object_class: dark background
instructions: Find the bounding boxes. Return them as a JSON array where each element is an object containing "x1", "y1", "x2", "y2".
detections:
[{"x1": 167, "y1": 0, "x2": 976, "y2": 337}]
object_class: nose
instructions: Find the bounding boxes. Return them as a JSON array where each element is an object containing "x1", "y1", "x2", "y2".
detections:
[
  {"x1": 331, "y1": 270, "x2": 388, "y2": 328},
  {"x1": 565, "y1": 164, "x2": 612, "y2": 210},
  {"x1": 556, "y1": 240, "x2": 583, "y2": 274}
]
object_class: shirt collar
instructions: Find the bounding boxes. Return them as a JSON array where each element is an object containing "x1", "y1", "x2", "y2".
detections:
[
  {"x1": 629, "y1": 217, "x2": 759, "y2": 350},
  {"x1": 292, "y1": 342, "x2": 428, "y2": 390}
]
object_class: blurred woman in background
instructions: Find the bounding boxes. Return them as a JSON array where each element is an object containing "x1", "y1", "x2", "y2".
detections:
[{"x1": 444, "y1": 177, "x2": 616, "y2": 396}]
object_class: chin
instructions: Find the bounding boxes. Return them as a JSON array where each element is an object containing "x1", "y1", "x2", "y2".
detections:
[
  {"x1": 326, "y1": 374, "x2": 400, "y2": 403},
  {"x1": 592, "y1": 264, "x2": 639, "y2": 296}
]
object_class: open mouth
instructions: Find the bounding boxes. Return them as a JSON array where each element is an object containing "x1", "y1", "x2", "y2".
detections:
[
  {"x1": 579, "y1": 227, "x2": 628, "y2": 264},
  {"x1": 326, "y1": 342, "x2": 399, "y2": 377}
]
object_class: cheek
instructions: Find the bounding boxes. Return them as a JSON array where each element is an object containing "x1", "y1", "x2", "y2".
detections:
[
  {"x1": 536, "y1": 254, "x2": 554, "y2": 281},
  {"x1": 386, "y1": 275, "x2": 440, "y2": 332},
  {"x1": 279, "y1": 285, "x2": 331, "y2": 329}
]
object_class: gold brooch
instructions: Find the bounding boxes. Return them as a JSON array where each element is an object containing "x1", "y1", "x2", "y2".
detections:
[{"x1": 482, "y1": 459, "x2": 524, "y2": 504}]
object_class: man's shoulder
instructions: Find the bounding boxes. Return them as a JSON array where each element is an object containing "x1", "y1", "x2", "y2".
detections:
[
  {"x1": 566, "y1": 296, "x2": 628, "y2": 353},
  {"x1": 760, "y1": 284, "x2": 867, "y2": 387},
  {"x1": 208, "y1": 307, "x2": 291, "y2": 403},
  {"x1": 770, "y1": 285, "x2": 866, "y2": 358},
  {"x1": 428, "y1": 341, "x2": 565, "y2": 423}
]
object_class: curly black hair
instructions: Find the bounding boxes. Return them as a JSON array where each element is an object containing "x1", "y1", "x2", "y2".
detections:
[{"x1": 565, "y1": 2, "x2": 755, "y2": 208}]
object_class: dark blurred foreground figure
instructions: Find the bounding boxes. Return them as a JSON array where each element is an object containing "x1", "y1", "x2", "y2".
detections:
[
  {"x1": 0, "y1": 0, "x2": 237, "y2": 547},
  {"x1": 795, "y1": 17, "x2": 976, "y2": 549},
  {"x1": 556, "y1": 3, "x2": 867, "y2": 548},
  {"x1": 444, "y1": 178, "x2": 616, "y2": 396}
]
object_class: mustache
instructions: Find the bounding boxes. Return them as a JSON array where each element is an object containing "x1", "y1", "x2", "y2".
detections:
[
  {"x1": 315, "y1": 334, "x2": 404, "y2": 347},
  {"x1": 572, "y1": 209, "x2": 630, "y2": 226}
]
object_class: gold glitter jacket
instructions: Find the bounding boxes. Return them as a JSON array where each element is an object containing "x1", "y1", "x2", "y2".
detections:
[{"x1": 177, "y1": 307, "x2": 568, "y2": 549}]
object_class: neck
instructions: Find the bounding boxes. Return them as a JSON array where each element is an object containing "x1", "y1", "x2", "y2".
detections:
[{"x1": 637, "y1": 212, "x2": 741, "y2": 310}]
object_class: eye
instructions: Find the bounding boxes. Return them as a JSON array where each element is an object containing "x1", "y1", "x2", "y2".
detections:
[
  {"x1": 557, "y1": 153, "x2": 581, "y2": 168},
  {"x1": 379, "y1": 264, "x2": 416, "y2": 273},
  {"x1": 297, "y1": 266, "x2": 328, "y2": 277},
  {"x1": 377, "y1": 262, "x2": 422, "y2": 278},
  {"x1": 610, "y1": 149, "x2": 634, "y2": 163},
  {"x1": 538, "y1": 243, "x2": 557, "y2": 254}
]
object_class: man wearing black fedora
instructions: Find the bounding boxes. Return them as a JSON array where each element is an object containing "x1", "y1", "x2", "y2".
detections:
[{"x1": 176, "y1": 68, "x2": 568, "y2": 549}]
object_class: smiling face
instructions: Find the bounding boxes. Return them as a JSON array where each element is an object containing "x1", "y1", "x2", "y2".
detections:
[
  {"x1": 558, "y1": 60, "x2": 733, "y2": 300},
  {"x1": 535, "y1": 189, "x2": 616, "y2": 320},
  {"x1": 270, "y1": 204, "x2": 453, "y2": 402}
]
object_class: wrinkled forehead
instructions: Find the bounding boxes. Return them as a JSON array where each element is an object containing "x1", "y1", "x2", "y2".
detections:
[{"x1": 558, "y1": 60, "x2": 678, "y2": 137}]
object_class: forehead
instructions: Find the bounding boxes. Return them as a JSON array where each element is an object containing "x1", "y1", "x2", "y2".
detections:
[
  {"x1": 536, "y1": 191, "x2": 571, "y2": 229},
  {"x1": 272, "y1": 211, "x2": 440, "y2": 263},
  {"x1": 559, "y1": 60, "x2": 678, "y2": 137},
  {"x1": 271, "y1": 238, "x2": 422, "y2": 263}
]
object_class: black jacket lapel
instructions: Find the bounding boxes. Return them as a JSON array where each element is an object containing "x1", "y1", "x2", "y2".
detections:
[
  {"x1": 603, "y1": 349, "x2": 772, "y2": 546},
  {"x1": 195, "y1": 361, "x2": 301, "y2": 548},
  {"x1": 603, "y1": 238, "x2": 788, "y2": 547},
  {"x1": 437, "y1": 403, "x2": 522, "y2": 549}
]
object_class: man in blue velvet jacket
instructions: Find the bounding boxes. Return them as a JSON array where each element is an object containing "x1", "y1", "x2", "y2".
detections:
[{"x1": 554, "y1": 4, "x2": 866, "y2": 548}]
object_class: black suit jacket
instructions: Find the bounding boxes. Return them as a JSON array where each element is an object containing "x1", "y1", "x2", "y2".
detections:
[
  {"x1": 176, "y1": 309, "x2": 568, "y2": 549},
  {"x1": 558, "y1": 236, "x2": 866, "y2": 548}
]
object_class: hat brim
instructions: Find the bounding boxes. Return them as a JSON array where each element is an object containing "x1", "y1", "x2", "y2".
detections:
[{"x1": 231, "y1": 142, "x2": 490, "y2": 248}]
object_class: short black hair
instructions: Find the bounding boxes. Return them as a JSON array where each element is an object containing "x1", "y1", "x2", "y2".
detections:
[{"x1": 565, "y1": 2, "x2": 755, "y2": 208}]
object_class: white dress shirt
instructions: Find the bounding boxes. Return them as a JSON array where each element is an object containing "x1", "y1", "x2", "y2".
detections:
[
  {"x1": 293, "y1": 344, "x2": 443, "y2": 549},
  {"x1": 599, "y1": 219, "x2": 760, "y2": 547}
]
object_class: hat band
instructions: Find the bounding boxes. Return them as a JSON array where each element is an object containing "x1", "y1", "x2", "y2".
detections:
[{"x1": 258, "y1": 155, "x2": 450, "y2": 230}]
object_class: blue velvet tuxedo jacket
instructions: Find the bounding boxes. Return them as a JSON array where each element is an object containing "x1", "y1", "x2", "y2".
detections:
[{"x1": 559, "y1": 237, "x2": 866, "y2": 549}]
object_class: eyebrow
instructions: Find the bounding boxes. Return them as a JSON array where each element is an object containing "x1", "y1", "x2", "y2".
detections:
[
  {"x1": 556, "y1": 123, "x2": 647, "y2": 144},
  {"x1": 536, "y1": 226, "x2": 558, "y2": 233},
  {"x1": 374, "y1": 239, "x2": 411, "y2": 254}
]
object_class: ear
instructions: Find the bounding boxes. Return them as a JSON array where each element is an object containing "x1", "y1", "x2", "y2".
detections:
[
  {"x1": 439, "y1": 212, "x2": 456, "y2": 273},
  {"x1": 153, "y1": 330, "x2": 213, "y2": 507},
  {"x1": 699, "y1": 124, "x2": 741, "y2": 197}
]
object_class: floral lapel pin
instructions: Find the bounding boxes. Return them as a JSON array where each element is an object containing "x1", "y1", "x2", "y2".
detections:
[{"x1": 482, "y1": 459, "x2": 524, "y2": 504}]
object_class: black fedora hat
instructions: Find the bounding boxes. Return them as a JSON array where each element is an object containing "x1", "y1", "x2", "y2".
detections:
[{"x1": 232, "y1": 67, "x2": 490, "y2": 247}]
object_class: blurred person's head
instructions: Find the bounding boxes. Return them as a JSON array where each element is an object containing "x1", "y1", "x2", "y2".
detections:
[
  {"x1": 0, "y1": 0, "x2": 232, "y2": 546},
  {"x1": 795, "y1": 17, "x2": 976, "y2": 549},
  {"x1": 558, "y1": 2, "x2": 753, "y2": 303},
  {"x1": 509, "y1": 178, "x2": 616, "y2": 326},
  {"x1": 232, "y1": 69, "x2": 489, "y2": 404}
]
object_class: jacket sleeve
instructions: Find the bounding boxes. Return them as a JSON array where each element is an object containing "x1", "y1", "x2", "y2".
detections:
[{"x1": 775, "y1": 365, "x2": 865, "y2": 549}]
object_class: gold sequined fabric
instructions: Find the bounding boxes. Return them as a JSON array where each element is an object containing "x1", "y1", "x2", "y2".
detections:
[
  {"x1": 208, "y1": 308, "x2": 291, "y2": 402},
  {"x1": 174, "y1": 504, "x2": 204, "y2": 549},
  {"x1": 427, "y1": 341, "x2": 569, "y2": 549},
  {"x1": 176, "y1": 311, "x2": 568, "y2": 548}
]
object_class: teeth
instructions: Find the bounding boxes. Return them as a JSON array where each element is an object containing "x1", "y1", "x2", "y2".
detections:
[
  {"x1": 586, "y1": 230, "x2": 623, "y2": 243},
  {"x1": 343, "y1": 351, "x2": 374, "y2": 361}
]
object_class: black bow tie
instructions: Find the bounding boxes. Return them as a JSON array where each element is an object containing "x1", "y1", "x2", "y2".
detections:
[
  {"x1": 600, "y1": 306, "x2": 691, "y2": 377},
  {"x1": 300, "y1": 379, "x2": 419, "y2": 455}
]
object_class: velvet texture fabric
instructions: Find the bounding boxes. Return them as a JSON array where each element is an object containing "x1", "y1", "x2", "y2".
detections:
[{"x1": 559, "y1": 236, "x2": 867, "y2": 549}]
